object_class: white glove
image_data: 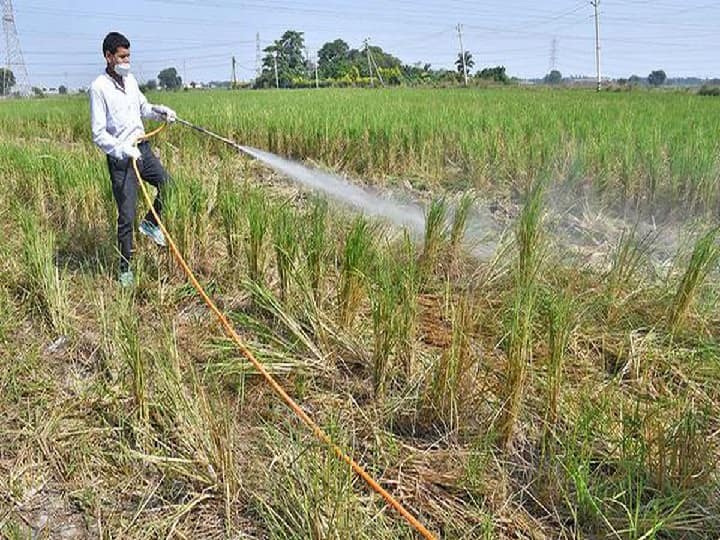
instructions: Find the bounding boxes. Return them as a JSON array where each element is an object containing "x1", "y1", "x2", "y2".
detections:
[
  {"x1": 120, "y1": 143, "x2": 141, "y2": 161},
  {"x1": 154, "y1": 105, "x2": 176, "y2": 123}
]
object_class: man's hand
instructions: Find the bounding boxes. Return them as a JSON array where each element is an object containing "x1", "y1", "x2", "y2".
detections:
[
  {"x1": 154, "y1": 105, "x2": 177, "y2": 123},
  {"x1": 121, "y1": 143, "x2": 141, "y2": 161}
]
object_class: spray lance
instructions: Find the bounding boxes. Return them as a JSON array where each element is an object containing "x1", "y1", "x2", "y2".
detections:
[{"x1": 153, "y1": 106, "x2": 252, "y2": 155}]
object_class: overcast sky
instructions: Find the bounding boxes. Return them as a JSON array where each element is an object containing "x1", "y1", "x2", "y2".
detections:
[{"x1": 8, "y1": 0, "x2": 719, "y2": 89}]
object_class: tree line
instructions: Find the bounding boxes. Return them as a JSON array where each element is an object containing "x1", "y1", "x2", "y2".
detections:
[{"x1": 253, "y1": 30, "x2": 511, "y2": 89}]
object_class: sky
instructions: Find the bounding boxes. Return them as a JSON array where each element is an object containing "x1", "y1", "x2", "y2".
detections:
[{"x1": 5, "y1": 0, "x2": 719, "y2": 89}]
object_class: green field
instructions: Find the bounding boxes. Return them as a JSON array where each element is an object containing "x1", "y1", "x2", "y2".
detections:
[
  {"x1": 4, "y1": 88, "x2": 720, "y2": 213},
  {"x1": 0, "y1": 88, "x2": 719, "y2": 539}
]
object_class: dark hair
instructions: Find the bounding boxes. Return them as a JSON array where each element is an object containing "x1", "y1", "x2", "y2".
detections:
[{"x1": 102, "y1": 32, "x2": 130, "y2": 55}]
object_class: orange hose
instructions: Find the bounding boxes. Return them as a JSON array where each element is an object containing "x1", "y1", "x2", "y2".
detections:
[{"x1": 131, "y1": 124, "x2": 436, "y2": 540}]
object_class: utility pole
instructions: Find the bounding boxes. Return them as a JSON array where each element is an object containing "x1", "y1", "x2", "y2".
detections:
[
  {"x1": 315, "y1": 50, "x2": 319, "y2": 89},
  {"x1": 456, "y1": 23, "x2": 468, "y2": 86},
  {"x1": 231, "y1": 56, "x2": 237, "y2": 89},
  {"x1": 273, "y1": 50, "x2": 279, "y2": 89},
  {"x1": 304, "y1": 46, "x2": 310, "y2": 81},
  {"x1": 368, "y1": 47, "x2": 384, "y2": 87},
  {"x1": 364, "y1": 38, "x2": 374, "y2": 87},
  {"x1": 591, "y1": 0, "x2": 601, "y2": 92}
]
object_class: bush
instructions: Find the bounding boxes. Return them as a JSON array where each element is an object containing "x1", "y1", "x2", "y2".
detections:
[{"x1": 698, "y1": 85, "x2": 720, "y2": 97}]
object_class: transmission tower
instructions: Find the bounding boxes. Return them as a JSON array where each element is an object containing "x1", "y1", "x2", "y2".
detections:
[
  {"x1": 549, "y1": 37, "x2": 558, "y2": 73},
  {"x1": 1, "y1": 0, "x2": 30, "y2": 96},
  {"x1": 255, "y1": 32, "x2": 262, "y2": 80}
]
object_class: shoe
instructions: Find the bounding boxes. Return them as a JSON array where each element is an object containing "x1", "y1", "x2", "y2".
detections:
[
  {"x1": 139, "y1": 219, "x2": 167, "y2": 247},
  {"x1": 119, "y1": 270, "x2": 134, "y2": 288}
]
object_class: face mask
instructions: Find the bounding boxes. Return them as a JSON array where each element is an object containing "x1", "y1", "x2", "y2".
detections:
[{"x1": 114, "y1": 63, "x2": 131, "y2": 77}]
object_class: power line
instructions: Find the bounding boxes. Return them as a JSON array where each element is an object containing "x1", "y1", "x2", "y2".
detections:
[
  {"x1": 13, "y1": 1, "x2": 720, "y2": 85},
  {"x1": 23, "y1": 39, "x2": 256, "y2": 57}
]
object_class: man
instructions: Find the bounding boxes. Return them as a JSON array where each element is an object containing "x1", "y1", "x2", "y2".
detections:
[{"x1": 89, "y1": 31, "x2": 177, "y2": 287}]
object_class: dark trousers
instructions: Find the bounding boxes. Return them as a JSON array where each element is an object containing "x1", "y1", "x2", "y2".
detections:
[{"x1": 107, "y1": 141, "x2": 169, "y2": 272}]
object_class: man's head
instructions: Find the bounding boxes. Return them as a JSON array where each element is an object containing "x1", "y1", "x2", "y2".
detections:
[{"x1": 103, "y1": 32, "x2": 130, "y2": 72}]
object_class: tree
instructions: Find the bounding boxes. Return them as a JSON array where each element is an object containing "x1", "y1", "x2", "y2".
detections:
[
  {"x1": 0, "y1": 68, "x2": 16, "y2": 96},
  {"x1": 402, "y1": 62, "x2": 433, "y2": 84},
  {"x1": 346, "y1": 45, "x2": 402, "y2": 78},
  {"x1": 158, "y1": 67, "x2": 182, "y2": 90},
  {"x1": 257, "y1": 30, "x2": 306, "y2": 88},
  {"x1": 378, "y1": 66, "x2": 403, "y2": 85},
  {"x1": 476, "y1": 66, "x2": 509, "y2": 84},
  {"x1": 628, "y1": 75, "x2": 644, "y2": 86},
  {"x1": 455, "y1": 51, "x2": 474, "y2": 76},
  {"x1": 31, "y1": 86, "x2": 44, "y2": 97},
  {"x1": 139, "y1": 79, "x2": 157, "y2": 92},
  {"x1": 318, "y1": 38, "x2": 351, "y2": 79},
  {"x1": 648, "y1": 70, "x2": 667, "y2": 87},
  {"x1": 58, "y1": 85, "x2": 67, "y2": 95},
  {"x1": 544, "y1": 70, "x2": 562, "y2": 85}
]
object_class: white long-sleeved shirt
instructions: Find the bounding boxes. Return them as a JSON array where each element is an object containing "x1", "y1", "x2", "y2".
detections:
[{"x1": 89, "y1": 71, "x2": 163, "y2": 159}]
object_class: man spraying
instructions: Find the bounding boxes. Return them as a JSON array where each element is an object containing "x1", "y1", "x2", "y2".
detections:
[{"x1": 89, "y1": 31, "x2": 177, "y2": 287}]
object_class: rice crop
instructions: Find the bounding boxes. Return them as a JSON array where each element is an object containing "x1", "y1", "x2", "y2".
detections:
[{"x1": 0, "y1": 88, "x2": 719, "y2": 539}]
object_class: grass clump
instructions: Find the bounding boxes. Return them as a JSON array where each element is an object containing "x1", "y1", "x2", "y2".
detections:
[
  {"x1": 338, "y1": 216, "x2": 375, "y2": 329},
  {"x1": 419, "y1": 197, "x2": 448, "y2": 283},
  {"x1": 369, "y1": 239, "x2": 419, "y2": 397},
  {"x1": 218, "y1": 176, "x2": 244, "y2": 262},
  {"x1": 19, "y1": 209, "x2": 70, "y2": 334},
  {"x1": 668, "y1": 227, "x2": 720, "y2": 333},
  {"x1": 424, "y1": 291, "x2": 476, "y2": 432},
  {"x1": 245, "y1": 187, "x2": 270, "y2": 284},
  {"x1": 252, "y1": 422, "x2": 412, "y2": 540},
  {"x1": 499, "y1": 180, "x2": 546, "y2": 449},
  {"x1": 303, "y1": 197, "x2": 329, "y2": 302},
  {"x1": 272, "y1": 202, "x2": 298, "y2": 302},
  {"x1": 543, "y1": 289, "x2": 576, "y2": 429}
]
